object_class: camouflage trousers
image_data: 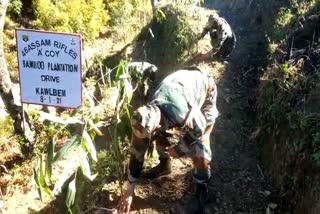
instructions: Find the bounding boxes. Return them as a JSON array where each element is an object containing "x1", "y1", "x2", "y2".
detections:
[{"x1": 155, "y1": 131, "x2": 212, "y2": 184}]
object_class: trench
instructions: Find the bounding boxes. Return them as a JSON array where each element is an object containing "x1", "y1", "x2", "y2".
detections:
[
  {"x1": 90, "y1": 0, "x2": 291, "y2": 213},
  {"x1": 200, "y1": 0, "x2": 286, "y2": 213}
]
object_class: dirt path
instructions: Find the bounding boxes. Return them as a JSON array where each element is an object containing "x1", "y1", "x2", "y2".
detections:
[
  {"x1": 201, "y1": 0, "x2": 283, "y2": 213},
  {"x1": 125, "y1": 1, "x2": 290, "y2": 213}
]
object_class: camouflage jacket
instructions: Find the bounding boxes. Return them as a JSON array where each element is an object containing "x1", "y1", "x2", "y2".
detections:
[
  {"x1": 200, "y1": 16, "x2": 234, "y2": 49},
  {"x1": 127, "y1": 68, "x2": 218, "y2": 183}
]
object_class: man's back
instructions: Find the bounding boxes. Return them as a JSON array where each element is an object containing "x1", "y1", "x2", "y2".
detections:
[{"x1": 151, "y1": 69, "x2": 209, "y2": 126}]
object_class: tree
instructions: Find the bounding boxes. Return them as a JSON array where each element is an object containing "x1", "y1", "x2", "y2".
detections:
[{"x1": 0, "y1": 0, "x2": 34, "y2": 153}]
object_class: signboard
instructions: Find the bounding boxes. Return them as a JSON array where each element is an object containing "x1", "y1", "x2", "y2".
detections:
[{"x1": 16, "y1": 29, "x2": 82, "y2": 108}]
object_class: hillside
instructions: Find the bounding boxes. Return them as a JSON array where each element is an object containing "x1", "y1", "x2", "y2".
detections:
[{"x1": 1, "y1": 0, "x2": 320, "y2": 214}]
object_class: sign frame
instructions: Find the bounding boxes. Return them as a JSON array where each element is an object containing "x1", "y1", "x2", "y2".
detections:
[{"x1": 15, "y1": 28, "x2": 83, "y2": 109}]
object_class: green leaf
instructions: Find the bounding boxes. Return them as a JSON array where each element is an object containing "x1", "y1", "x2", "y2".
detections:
[
  {"x1": 158, "y1": 9, "x2": 166, "y2": 20},
  {"x1": 54, "y1": 135, "x2": 80, "y2": 162},
  {"x1": 82, "y1": 130, "x2": 97, "y2": 162},
  {"x1": 33, "y1": 167, "x2": 43, "y2": 201},
  {"x1": 39, "y1": 155, "x2": 52, "y2": 196},
  {"x1": 41, "y1": 183, "x2": 53, "y2": 196},
  {"x1": 39, "y1": 155, "x2": 46, "y2": 187},
  {"x1": 46, "y1": 139, "x2": 55, "y2": 180},
  {"x1": 156, "y1": 9, "x2": 166, "y2": 23},
  {"x1": 52, "y1": 158, "x2": 78, "y2": 196},
  {"x1": 115, "y1": 60, "x2": 125, "y2": 82},
  {"x1": 312, "y1": 152, "x2": 320, "y2": 163},
  {"x1": 124, "y1": 105, "x2": 131, "y2": 121},
  {"x1": 123, "y1": 79, "x2": 133, "y2": 102},
  {"x1": 79, "y1": 149, "x2": 97, "y2": 181},
  {"x1": 66, "y1": 177, "x2": 76, "y2": 212}
]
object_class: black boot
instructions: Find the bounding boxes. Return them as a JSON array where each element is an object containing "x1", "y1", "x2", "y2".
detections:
[
  {"x1": 142, "y1": 157, "x2": 172, "y2": 179},
  {"x1": 196, "y1": 182, "x2": 209, "y2": 208},
  {"x1": 170, "y1": 182, "x2": 209, "y2": 214}
]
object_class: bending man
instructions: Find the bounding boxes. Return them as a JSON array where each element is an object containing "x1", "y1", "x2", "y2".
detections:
[
  {"x1": 118, "y1": 67, "x2": 219, "y2": 213},
  {"x1": 198, "y1": 13, "x2": 236, "y2": 58}
]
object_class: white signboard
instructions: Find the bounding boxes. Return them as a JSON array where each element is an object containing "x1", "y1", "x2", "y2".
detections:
[{"x1": 16, "y1": 29, "x2": 82, "y2": 108}]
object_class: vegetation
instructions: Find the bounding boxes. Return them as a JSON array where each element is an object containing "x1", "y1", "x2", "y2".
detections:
[
  {"x1": 0, "y1": 0, "x2": 204, "y2": 212},
  {"x1": 7, "y1": 0, "x2": 23, "y2": 16},
  {"x1": 270, "y1": 7, "x2": 294, "y2": 41},
  {"x1": 261, "y1": 0, "x2": 320, "y2": 166},
  {"x1": 29, "y1": 58, "x2": 140, "y2": 212},
  {"x1": 107, "y1": 0, "x2": 153, "y2": 42},
  {"x1": 137, "y1": 4, "x2": 197, "y2": 67},
  {"x1": 258, "y1": 62, "x2": 320, "y2": 164},
  {"x1": 33, "y1": 0, "x2": 107, "y2": 40},
  {"x1": 0, "y1": 116, "x2": 14, "y2": 139},
  {"x1": 257, "y1": 0, "x2": 320, "y2": 211}
]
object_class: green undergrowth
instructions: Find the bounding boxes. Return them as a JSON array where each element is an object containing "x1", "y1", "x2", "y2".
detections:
[
  {"x1": 0, "y1": 115, "x2": 14, "y2": 139},
  {"x1": 268, "y1": 0, "x2": 320, "y2": 55},
  {"x1": 270, "y1": 0, "x2": 320, "y2": 42},
  {"x1": 107, "y1": 0, "x2": 153, "y2": 43},
  {"x1": 258, "y1": 0, "x2": 320, "y2": 211},
  {"x1": 258, "y1": 68, "x2": 320, "y2": 165},
  {"x1": 136, "y1": 4, "x2": 197, "y2": 67},
  {"x1": 260, "y1": 0, "x2": 320, "y2": 166}
]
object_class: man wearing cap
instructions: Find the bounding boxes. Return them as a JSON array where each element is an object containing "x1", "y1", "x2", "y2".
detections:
[
  {"x1": 127, "y1": 61, "x2": 158, "y2": 107},
  {"x1": 117, "y1": 67, "x2": 219, "y2": 214},
  {"x1": 197, "y1": 13, "x2": 236, "y2": 58}
]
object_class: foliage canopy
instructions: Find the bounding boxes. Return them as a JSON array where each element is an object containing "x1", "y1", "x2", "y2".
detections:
[{"x1": 33, "y1": 0, "x2": 107, "y2": 40}]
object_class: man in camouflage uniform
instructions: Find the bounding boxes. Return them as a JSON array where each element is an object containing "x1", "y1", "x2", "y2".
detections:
[
  {"x1": 117, "y1": 67, "x2": 219, "y2": 214},
  {"x1": 127, "y1": 61, "x2": 158, "y2": 105},
  {"x1": 198, "y1": 13, "x2": 236, "y2": 58}
]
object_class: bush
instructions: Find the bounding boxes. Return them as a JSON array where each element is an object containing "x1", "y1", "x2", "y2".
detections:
[
  {"x1": 7, "y1": 0, "x2": 23, "y2": 16},
  {"x1": 270, "y1": 7, "x2": 294, "y2": 41},
  {"x1": 33, "y1": 0, "x2": 108, "y2": 40},
  {"x1": 105, "y1": 0, "x2": 153, "y2": 42},
  {"x1": 139, "y1": 5, "x2": 196, "y2": 66},
  {"x1": 0, "y1": 116, "x2": 14, "y2": 139}
]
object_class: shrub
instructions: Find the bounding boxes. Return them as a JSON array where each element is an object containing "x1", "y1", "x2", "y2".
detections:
[
  {"x1": 270, "y1": 7, "x2": 294, "y2": 41},
  {"x1": 7, "y1": 0, "x2": 23, "y2": 16},
  {"x1": 105, "y1": 0, "x2": 153, "y2": 42},
  {"x1": 140, "y1": 5, "x2": 196, "y2": 66},
  {"x1": 0, "y1": 116, "x2": 14, "y2": 139},
  {"x1": 33, "y1": 0, "x2": 108, "y2": 40}
]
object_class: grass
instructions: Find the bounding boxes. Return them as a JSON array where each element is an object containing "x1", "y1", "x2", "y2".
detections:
[
  {"x1": 0, "y1": 116, "x2": 14, "y2": 138},
  {"x1": 4, "y1": 17, "x2": 19, "y2": 82},
  {"x1": 269, "y1": 0, "x2": 320, "y2": 42},
  {"x1": 136, "y1": 4, "x2": 197, "y2": 67},
  {"x1": 107, "y1": 0, "x2": 153, "y2": 43},
  {"x1": 257, "y1": 1, "x2": 320, "y2": 210},
  {"x1": 270, "y1": 7, "x2": 294, "y2": 42}
]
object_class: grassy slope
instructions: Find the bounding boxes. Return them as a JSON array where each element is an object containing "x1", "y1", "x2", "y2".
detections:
[{"x1": 257, "y1": 1, "x2": 320, "y2": 213}]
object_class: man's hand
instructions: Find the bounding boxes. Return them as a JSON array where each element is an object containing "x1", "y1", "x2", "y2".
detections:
[{"x1": 117, "y1": 183, "x2": 135, "y2": 214}]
